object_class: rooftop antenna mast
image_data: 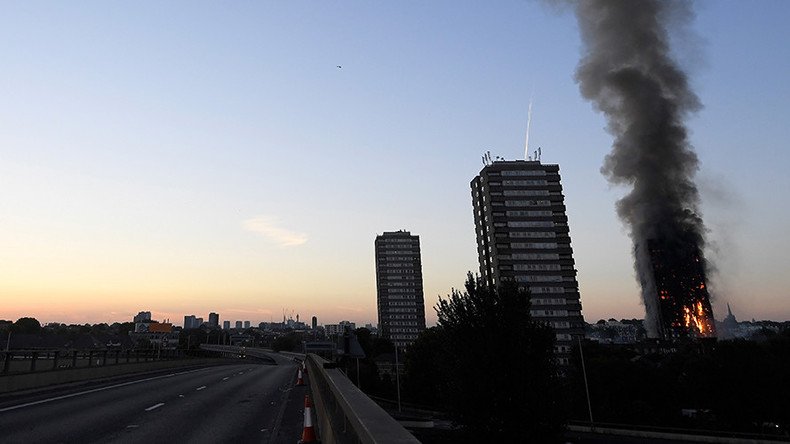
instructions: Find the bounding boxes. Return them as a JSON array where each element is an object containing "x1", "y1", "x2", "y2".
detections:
[{"x1": 524, "y1": 95, "x2": 533, "y2": 161}]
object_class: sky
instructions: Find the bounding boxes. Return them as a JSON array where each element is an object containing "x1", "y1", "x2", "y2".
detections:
[{"x1": 2, "y1": 1, "x2": 789, "y2": 327}]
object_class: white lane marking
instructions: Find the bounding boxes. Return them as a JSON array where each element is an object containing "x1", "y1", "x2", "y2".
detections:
[
  {"x1": 126, "y1": 425, "x2": 139, "y2": 429},
  {"x1": 222, "y1": 377, "x2": 229, "y2": 381},
  {"x1": 178, "y1": 394, "x2": 185, "y2": 398},
  {"x1": 196, "y1": 386, "x2": 207, "y2": 391},
  {"x1": 0, "y1": 367, "x2": 207, "y2": 413},
  {"x1": 145, "y1": 403, "x2": 165, "y2": 411},
  {"x1": 237, "y1": 372, "x2": 243, "y2": 375}
]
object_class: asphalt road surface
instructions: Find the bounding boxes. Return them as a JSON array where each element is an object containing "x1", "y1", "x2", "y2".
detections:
[{"x1": 0, "y1": 356, "x2": 311, "y2": 444}]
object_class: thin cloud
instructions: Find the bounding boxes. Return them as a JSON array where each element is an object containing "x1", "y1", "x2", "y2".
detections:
[
  {"x1": 336, "y1": 305, "x2": 365, "y2": 313},
  {"x1": 243, "y1": 216, "x2": 308, "y2": 247}
]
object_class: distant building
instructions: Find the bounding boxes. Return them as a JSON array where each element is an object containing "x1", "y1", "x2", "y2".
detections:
[
  {"x1": 325, "y1": 321, "x2": 356, "y2": 337},
  {"x1": 471, "y1": 159, "x2": 585, "y2": 364},
  {"x1": 133, "y1": 311, "x2": 152, "y2": 323},
  {"x1": 340, "y1": 320, "x2": 355, "y2": 331},
  {"x1": 718, "y1": 303, "x2": 739, "y2": 339},
  {"x1": 129, "y1": 321, "x2": 178, "y2": 349},
  {"x1": 223, "y1": 320, "x2": 230, "y2": 330},
  {"x1": 588, "y1": 319, "x2": 641, "y2": 344},
  {"x1": 312, "y1": 316, "x2": 318, "y2": 330},
  {"x1": 375, "y1": 230, "x2": 427, "y2": 347},
  {"x1": 133, "y1": 311, "x2": 153, "y2": 333},
  {"x1": 184, "y1": 315, "x2": 197, "y2": 329},
  {"x1": 235, "y1": 321, "x2": 242, "y2": 329},
  {"x1": 244, "y1": 320, "x2": 250, "y2": 329},
  {"x1": 208, "y1": 312, "x2": 219, "y2": 327},
  {"x1": 148, "y1": 323, "x2": 173, "y2": 333}
]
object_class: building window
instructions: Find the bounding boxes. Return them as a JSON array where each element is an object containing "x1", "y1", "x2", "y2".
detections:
[
  {"x1": 501, "y1": 170, "x2": 546, "y2": 176},
  {"x1": 502, "y1": 179, "x2": 548, "y2": 185},
  {"x1": 507, "y1": 221, "x2": 555, "y2": 228},
  {"x1": 509, "y1": 232, "x2": 556, "y2": 238},
  {"x1": 503, "y1": 190, "x2": 550, "y2": 196},
  {"x1": 504, "y1": 200, "x2": 552, "y2": 207},
  {"x1": 510, "y1": 242, "x2": 558, "y2": 249}
]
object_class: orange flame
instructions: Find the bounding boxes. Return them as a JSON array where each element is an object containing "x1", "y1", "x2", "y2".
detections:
[{"x1": 683, "y1": 303, "x2": 710, "y2": 335}]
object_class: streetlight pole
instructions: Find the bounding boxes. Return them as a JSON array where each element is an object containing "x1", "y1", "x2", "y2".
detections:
[
  {"x1": 578, "y1": 335, "x2": 594, "y2": 429},
  {"x1": 5, "y1": 331, "x2": 10, "y2": 352},
  {"x1": 356, "y1": 358, "x2": 361, "y2": 389},
  {"x1": 395, "y1": 345, "x2": 402, "y2": 413}
]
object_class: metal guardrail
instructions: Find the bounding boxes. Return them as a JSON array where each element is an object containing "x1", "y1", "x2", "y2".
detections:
[
  {"x1": 305, "y1": 353, "x2": 419, "y2": 444},
  {"x1": 1, "y1": 349, "x2": 185, "y2": 375}
]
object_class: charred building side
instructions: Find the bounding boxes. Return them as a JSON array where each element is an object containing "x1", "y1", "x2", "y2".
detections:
[{"x1": 640, "y1": 238, "x2": 716, "y2": 340}]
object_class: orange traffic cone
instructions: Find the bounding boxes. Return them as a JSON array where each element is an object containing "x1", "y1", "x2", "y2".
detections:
[
  {"x1": 298, "y1": 395, "x2": 318, "y2": 443},
  {"x1": 296, "y1": 368, "x2": 305, "y2": 386}
]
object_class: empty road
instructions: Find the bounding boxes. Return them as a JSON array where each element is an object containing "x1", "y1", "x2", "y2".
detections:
[{"x1": 0, "y1": 356, "x2": 310, "y2": 443}]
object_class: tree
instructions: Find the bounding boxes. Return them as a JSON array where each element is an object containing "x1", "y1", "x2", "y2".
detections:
[
  {"x1": 403, "y1": 326, "x2": 447, "y2": 406},
  {"x1": 434, "y1": 274, "x2": 564, "y2": 441},
  {"x1": 272, "y1": 332, "x2": 301, "y2": 352},
  {"x1": 13, "y1": 317, "x2": 42, "y2": 334}
]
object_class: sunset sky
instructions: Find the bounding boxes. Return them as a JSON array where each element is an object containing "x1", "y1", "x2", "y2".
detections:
[{"x1": 2, "y1": 1, "x2": 789, "y2": 327}]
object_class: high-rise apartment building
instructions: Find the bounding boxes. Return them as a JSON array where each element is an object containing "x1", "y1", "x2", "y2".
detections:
[
  {"x1": 375, "y1": 230, "x2": 426, "y2": 347},
  {"x1": 471, "y1": 159, "x2": 585, "y2": 364},
  {"x1": 184, "y1": 315, "x2": 197, "y2": 329},
  {"x1": 642, "y1": 239, "x2": 716, "y2": 340},
  {"x1": 208, "y1": 312, "x2": 219, "y2": 328}
]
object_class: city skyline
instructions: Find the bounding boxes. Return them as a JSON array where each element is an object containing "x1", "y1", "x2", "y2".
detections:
[{"x1": 2, "y1": 2, "x2": 790, "y2": 327}]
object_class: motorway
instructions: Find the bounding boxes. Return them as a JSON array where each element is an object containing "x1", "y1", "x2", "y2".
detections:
[{"x1": 0, "y1": 355, "x2": 310, "y2": 443}]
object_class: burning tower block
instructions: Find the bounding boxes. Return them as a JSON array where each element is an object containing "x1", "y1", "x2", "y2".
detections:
[{"x1": 642, "y1": 239, "x2": 716, "y2": 340}]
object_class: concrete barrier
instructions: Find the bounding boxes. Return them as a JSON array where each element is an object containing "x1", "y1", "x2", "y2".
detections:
[
  {"x1": 305, "y1": 353, "x2": 419, "y2": 444},
  {"x1": 0, "y1": 358, "x2": 222, "y2": 394}
]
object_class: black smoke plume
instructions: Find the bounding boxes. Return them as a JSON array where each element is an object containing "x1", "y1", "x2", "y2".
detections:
[{"x1": 572, "y1": 0, "x2": 710, "y2": 337}]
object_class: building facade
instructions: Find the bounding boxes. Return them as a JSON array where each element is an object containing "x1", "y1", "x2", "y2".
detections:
[
  {"x1": 208, "y1": 312, "x2": 219, "y2": 328},
  {"x1": 641, "y1": 239, "x2": 716, "y2": 340},
  {"x1": 375, "y1": 230, "x2": 426, "y2": 347},
  {"x1": 184, "y1": 315, "x2": 197, "y2": 329},
  {"x1": 471, "y1": 159, "x2": 585, "y2": 364},
  {"x1": 325, "y1": 321, "x2": 356, "y2": 337}
]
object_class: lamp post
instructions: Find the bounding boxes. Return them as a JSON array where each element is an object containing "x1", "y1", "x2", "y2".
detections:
[
  {"x1": 578, "y1": 336, "x2": 594, "y2": 428},
  {"x1": 395, "y1": 345, "x2": 402, "y2": 413}
]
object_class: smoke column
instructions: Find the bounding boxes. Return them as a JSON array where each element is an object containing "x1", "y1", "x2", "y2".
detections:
[{"x1": 572, "y1": 1, "x2": 709, "y2": 337}]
